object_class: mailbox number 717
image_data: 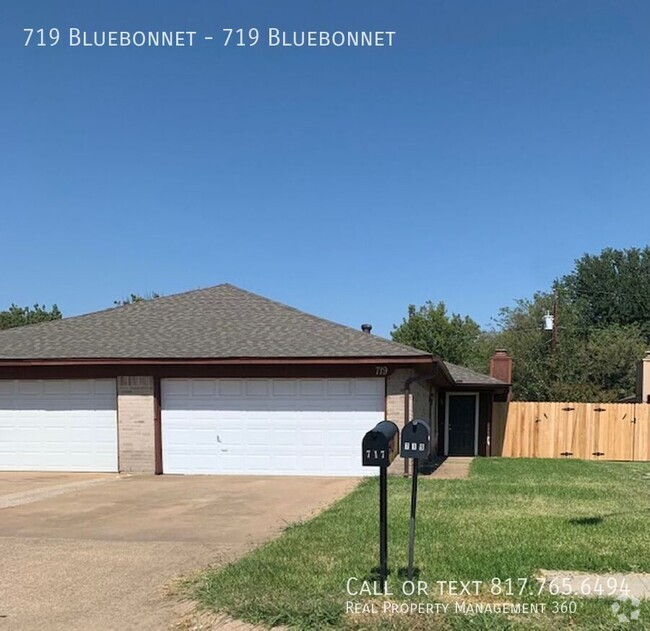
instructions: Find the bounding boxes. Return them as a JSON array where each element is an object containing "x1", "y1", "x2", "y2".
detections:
[{"x1": 366, "y1": 450, "x2": 385, "y2": 460}]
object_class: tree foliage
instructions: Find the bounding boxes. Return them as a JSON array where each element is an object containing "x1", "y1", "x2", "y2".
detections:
[
  {"x1": 113, "y1": 292, "x2": 160, "y2": 306},
  {"x1": 0, "y1": 304, "x2": 62, "y2": 330},
  {"x1": 563, "y1": 246, "x2": 650, "y2": 337},
  {"x1": 493, "y1": 286, "x2": 646, "y2": 402},
  {"x1": 391, "y1": 301, "x2": 483, "y2": 367},
  {"x1": 392, "y1": 247, "x2": 650, "y2": 402}
]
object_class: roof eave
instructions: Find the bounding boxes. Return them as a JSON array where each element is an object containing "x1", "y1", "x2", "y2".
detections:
[
  {"x1": 448, "y1": 381, "x2": 511, "y2": 389},
  {"x1": 0, "y1": 355, "x2": 433, "y2": 367}
]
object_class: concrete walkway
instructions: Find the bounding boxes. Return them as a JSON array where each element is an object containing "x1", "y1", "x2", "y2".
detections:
[{"x1": 427, "y1": 457, "x2": 474, "y2": 479}]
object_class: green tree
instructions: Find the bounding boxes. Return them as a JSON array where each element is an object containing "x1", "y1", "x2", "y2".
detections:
[
  {"x1": 392, "y1": 247, "x2": 649, "y2": 401},
  {"x1": 563, "y1": 246, "x2": 650, "y2": 339},
  {"x1": 0, "y1": 304, "x2": 62, "y2": 330},
  {"x1": 493, "y1": 251, "x2": 649, "y2": 401},
  {"x1": 583, "y1": 324, "x2": 647, "y2": 401},
  {"x1": 494, "y1": 288, "x2": 596, "y2": 400},
  {"x1": 113, "y1": 292, "x2": 160, "y2": 306},
  {"x1": 391, "y1": 301, "x2": 483, "y2": 367}
]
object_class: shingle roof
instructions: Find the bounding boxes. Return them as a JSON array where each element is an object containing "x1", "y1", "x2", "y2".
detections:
[
  {"x1": 0, "y1": 284, "x2": 430, "y2": 360},
  {"x1": 444, "y1": 362, "x2": 508, "y2": 386}
]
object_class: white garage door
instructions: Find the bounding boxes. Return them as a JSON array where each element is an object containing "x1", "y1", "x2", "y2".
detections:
[
  {"x1": 0, "y1": 379, "x2": 118, "y2": 472},
  {"x1": 162, "y1": 378, "x2": 384, "y2": 476}
]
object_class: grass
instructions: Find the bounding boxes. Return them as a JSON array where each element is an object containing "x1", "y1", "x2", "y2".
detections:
[{"x1": 188, "y1": 459, "x2": 650, "y2": 630}]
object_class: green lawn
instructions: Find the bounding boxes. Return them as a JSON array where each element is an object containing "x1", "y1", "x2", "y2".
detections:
[{"x1": 188, "y1": 459, "x2": 650, "y2": 630}]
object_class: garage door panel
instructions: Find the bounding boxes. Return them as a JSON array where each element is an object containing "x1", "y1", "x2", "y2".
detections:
[
  {"x1": 327, "y1": 380, "x2": 352, "y2": 396},
  {"x1": 0, "y1": 399, "x2": 116, "y2": 413},
  {"x1": 219, "y1": 429, "x2": 243, "y2": 444},
  {"x1": 191, "y1": 380, "x2": 217, "y2": 396},
  {"x1": 245, "y1": 419, "x2": 272, "y2": 431},
  {"x1": 217, "y1": 380, "x2": 242, "y2": 396},
  {"x1": 162, "y1": 378, "x2": 384, "y2": 476},
  {"x1": 0, "y1": 382, "x2": 13, "y2": 396},
  {"x1": 299, "y1": 430, "x2": 324, "y2": 446},
  {"x1": 94, "y1": 380, "x2": 117, "y2": 395},
  {"x1": 298, "y1": 380, "x2": 326, "y2": 396},
  {"x1": 248, "y1": 430, "x2": 273, "y2": 446},
  {"x1": 16, "y1": 381, "x2": 42, "y2": 395},
  {"x1": 244, "y1": 380, "x2": 269, "y2": 396},
  {"x1": 164, "y1": 379, "x2": 191, "y2": 396},
  {"x1": 69, "y1": 381, "x2": 95, "y2": 395},
  {"x1": 43, "y1": 380, "x2": 68, "y2": 395},
  {"x1": 248, "y1": 457, "x2": 272, "y2": 472},
  {"x1": 0, "y1": 379, "x2": 117, "y2": 472},
  {"x1": 354, "y1": 379, "x2": 384, "y2": 396},
  {"x1": 272, "y1": 380, "x2": 297, "y2": 396}
]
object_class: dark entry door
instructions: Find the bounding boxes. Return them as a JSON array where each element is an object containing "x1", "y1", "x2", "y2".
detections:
[{"x1": 447, "y1": 394, "x2": 477, "y2": 456}]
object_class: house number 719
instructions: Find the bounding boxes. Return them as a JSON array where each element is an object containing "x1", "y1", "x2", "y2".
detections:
[{"x1": 375, "y1": 366, "x2": 388, "y2": 376}]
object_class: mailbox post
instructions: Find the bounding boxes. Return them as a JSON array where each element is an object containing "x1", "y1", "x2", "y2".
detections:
[
  {"x1": 362, "y1": 420, "x2": 399, "y2": 589},
  {"x1": 400, "y1": 419, "x2": 431, "y2": 580}
]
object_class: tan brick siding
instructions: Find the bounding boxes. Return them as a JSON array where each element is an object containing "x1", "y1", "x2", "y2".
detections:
[
  {"x1": 386, "y1": 369, "x2": 413, "y2": 474},
  {"x1": 411, "y1": 381, "x2": 430, "y2": 421},
  {"x1": 117, "y1": 376, "x2": 155, "y2": 473},
  {"x1": 385, "y1": 370, "x2": 438, "y2": 474}
]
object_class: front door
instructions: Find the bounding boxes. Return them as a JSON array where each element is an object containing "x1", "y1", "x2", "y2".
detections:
[{"x1": 446, "y1": 393, "x2": 478, "y2": 456}]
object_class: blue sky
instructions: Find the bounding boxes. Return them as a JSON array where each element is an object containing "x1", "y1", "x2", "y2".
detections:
[{"x1": 1, "y1": 1, "x2": 649, "y2": 338}]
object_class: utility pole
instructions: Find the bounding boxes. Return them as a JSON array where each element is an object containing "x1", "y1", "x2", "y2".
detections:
[{"x1": 551, "y1": 287, "x2": 558, "y2": 355}]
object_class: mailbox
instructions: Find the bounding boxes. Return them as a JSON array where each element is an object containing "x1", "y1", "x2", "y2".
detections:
[
  {"x1": 401, "y1": 419, "x2": 431, "y2": 459},
  {"x1": 362, "y1": 420, "x2": 399, "y2": 467}
]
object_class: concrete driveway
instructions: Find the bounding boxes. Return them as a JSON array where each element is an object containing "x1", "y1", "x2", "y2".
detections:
[{"x1": 0, "y1": 473, "x2": 358, "y2": 631}]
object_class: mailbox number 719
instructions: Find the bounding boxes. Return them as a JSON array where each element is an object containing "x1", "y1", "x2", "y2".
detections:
[{"x1": 366, "y1": 450, "x2": 385, "y2": 460}]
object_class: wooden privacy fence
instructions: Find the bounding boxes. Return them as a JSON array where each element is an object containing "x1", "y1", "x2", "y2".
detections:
[{"x1": 491, "y1": 402, "x2": 650, "y2": 461}]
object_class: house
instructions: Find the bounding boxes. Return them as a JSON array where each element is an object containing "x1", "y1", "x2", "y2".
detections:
[{"x1": 0, "y1": 285, "x2": 510, "y2": 476}]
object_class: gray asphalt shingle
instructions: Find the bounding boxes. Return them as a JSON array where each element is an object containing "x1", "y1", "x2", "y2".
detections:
[
  {"x1": 0, "y1": 284, "x2": 429, "y2": 360},
  {"x1": 444, "y1": 362, "x2": 508, "y2": 385}
]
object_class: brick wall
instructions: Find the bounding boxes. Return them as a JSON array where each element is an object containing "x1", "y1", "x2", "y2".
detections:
[
  {"x1": 386, "y1": 369, "x2": 414, "y2": 474},
  {"x1": 386, "y1": 369, "x2": 437, "y2": 473},
  {"x1": 411, "y1": 381, "x2": 431, "y2": 422},
  {"x1": 117, "y1": 376, "x2": 156, "y2": 473}
]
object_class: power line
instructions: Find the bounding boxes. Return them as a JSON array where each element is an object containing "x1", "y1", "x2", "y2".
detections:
[{"x1": 559, "y1": 287, "x2": 650, "y2": 298}]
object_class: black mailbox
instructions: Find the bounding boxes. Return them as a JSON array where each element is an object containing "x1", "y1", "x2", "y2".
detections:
[
  {"x1": 400, "y1": 419, "x2": 431, "y2": 459},
  {"x1": 362, "y1": 420, "x2": 399, "y2": 467}
]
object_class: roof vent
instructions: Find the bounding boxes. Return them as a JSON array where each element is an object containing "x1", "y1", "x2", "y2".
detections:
[{"x1": 361, "y1": 323, "x2": 372, "y2": 334}]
